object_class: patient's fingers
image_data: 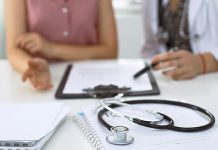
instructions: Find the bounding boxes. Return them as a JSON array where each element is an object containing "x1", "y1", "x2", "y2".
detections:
[
  {"x1": 28, "y1": 60, "x2": 40, "y2": 69},
  {"x1": 25, "y1": 42, "x2": 38, "y2": 53},
  {"x1": 17, "y1": 35, "x2": 33, "y2": 48},
  {"x1": 22, "y1": 69, "x2": 31, "y2": 82}
]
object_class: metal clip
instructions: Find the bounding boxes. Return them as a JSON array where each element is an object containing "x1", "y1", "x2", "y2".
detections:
[{"x1": 83, "y1": 84, "x2": 131, "y2": 98}]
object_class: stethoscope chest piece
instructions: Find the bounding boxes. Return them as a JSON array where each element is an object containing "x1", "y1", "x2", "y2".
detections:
[{"x1": 106, "y1": 126, "x2": 134, "y2": 145}]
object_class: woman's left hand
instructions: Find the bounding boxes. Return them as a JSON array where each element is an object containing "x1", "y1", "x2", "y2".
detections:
[
  {"x1": 17, "y1": 33, "x2": 53, "y2": 58},
  {"x1": 151, "y1": 50, "x2": 203, "y2": 80}
]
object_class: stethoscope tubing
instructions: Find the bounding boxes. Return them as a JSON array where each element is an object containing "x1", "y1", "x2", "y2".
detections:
[
  {"x1": 158, "y1": 0, "x2": 210, "y2": 41},
  {"x1": 98, "y1": 99, "x2": 215, "y2": 132},
  {"x1": 179, "y1": 0, "x2": 210, "y2": 40}
]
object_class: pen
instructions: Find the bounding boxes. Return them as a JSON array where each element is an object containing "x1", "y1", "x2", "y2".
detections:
[
  {"x1": 133, "y1": 63, "x2": 158, "y2": 79},
  {"x1": 133, "y1": 47, "x2": 179, "y2": 79}
]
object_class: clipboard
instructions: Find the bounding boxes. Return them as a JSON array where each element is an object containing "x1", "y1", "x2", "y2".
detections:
[{"x1": 55, "y1": 63, "x2": 160, "y2": 99}]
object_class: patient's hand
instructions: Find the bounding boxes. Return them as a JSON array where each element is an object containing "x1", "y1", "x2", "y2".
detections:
[
  {"x1": 22, "y1": 58, "x2": 53, "y2": 90},
  {"x1": 17, "y1": 33, "x2": 53, "y2": 59}
]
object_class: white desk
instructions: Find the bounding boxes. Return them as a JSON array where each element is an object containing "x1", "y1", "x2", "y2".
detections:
[{"x1": 0, "y1": 59, "x2": 218, "y2": 150}]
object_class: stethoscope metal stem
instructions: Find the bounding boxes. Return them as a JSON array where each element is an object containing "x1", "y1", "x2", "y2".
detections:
[{"x1": 99, "y1": 94, "x2": 163, "y2": 123}]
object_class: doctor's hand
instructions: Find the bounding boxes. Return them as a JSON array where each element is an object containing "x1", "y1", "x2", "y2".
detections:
[
  {"x1": 22, "y1": 58, "x2": 53, "y2": 90},
  {"x1": 151, "y1": 50, "x2": 203, "y2": 80},
  {"x1": 17, "y1": 33, "x2": 53, "y2": 59}
]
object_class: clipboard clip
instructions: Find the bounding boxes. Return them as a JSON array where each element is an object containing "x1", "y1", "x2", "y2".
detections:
[{"x1": 83, "y1": 84, "x2": 131, "y2": 98}]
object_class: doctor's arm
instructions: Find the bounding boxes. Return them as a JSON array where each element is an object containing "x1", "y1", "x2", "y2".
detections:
[
  {"x1": 17, "y1": 0, "x2": 118, "y2": 60},
  {"x1": 5, "y1": 0, "x2": 52, "y2": 90},
  {"x1": 151, "y1": 50, "x2": 218, "y2": 80},
  {"x1": 200, "y1": 52, "x2": 218, "y2": 73}
]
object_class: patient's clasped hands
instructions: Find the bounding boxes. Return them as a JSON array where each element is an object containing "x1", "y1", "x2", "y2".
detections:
[
  {"x1": 16, "y1": 33, "x2": 53, "y2": 90},
  {"x1": 17, "y1": 33, "x2": 53, "y2": 59}
]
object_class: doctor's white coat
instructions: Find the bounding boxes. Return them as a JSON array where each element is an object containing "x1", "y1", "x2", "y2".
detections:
[{"x1": 142, "y1": 0, "x2": 218, "y2": 60}]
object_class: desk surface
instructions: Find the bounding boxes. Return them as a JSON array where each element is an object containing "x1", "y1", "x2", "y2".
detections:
[{"x1": 0, "y1": 59, "x2": 218, "y2": 150}]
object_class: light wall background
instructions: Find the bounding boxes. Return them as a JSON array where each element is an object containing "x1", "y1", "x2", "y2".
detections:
[
  {"x1": 0, "y1": 0, "x2": 5, "y2": 59},
  {"x1": 0, "y1": 1, "x2": 144, "y2": 59},
  {"x1": 116, "y1": 13, "x2": 144, "y2": 58}
]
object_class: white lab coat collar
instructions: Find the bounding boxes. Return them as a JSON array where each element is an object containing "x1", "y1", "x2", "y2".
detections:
[{"x1": 188, "y1": 0, "x2": 203, "y2": 30}]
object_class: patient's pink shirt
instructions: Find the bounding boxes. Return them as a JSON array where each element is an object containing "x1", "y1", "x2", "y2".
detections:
[{"x1": 26, "y1": 0, "x2": 98, "y2": 45}]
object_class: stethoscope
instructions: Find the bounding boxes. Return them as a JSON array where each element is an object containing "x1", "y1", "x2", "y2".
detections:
[
  {"x1": 97, "y1": 94, "x2": 215, "y2": 145},
  {"x1": 158, "y1": 0, "x2": 210, "y2": 42}
]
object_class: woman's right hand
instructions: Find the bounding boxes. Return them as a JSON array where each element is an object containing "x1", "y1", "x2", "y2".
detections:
[{"x1": 22, "y1": 58, "x2": 53, "y2": 90}]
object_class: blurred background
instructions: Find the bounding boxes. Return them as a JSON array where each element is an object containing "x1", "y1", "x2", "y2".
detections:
[
  {"x1": 0, "y1": 0, "x2": 144, "y2": 59},
  {"x1": 0, "y1": 0, "x2": 5, "y2": 59}
]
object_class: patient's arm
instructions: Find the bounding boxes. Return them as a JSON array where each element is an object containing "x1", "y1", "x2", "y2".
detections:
[{"x1": 5, "y1": 0, "x2": 52, "y2": 90}]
